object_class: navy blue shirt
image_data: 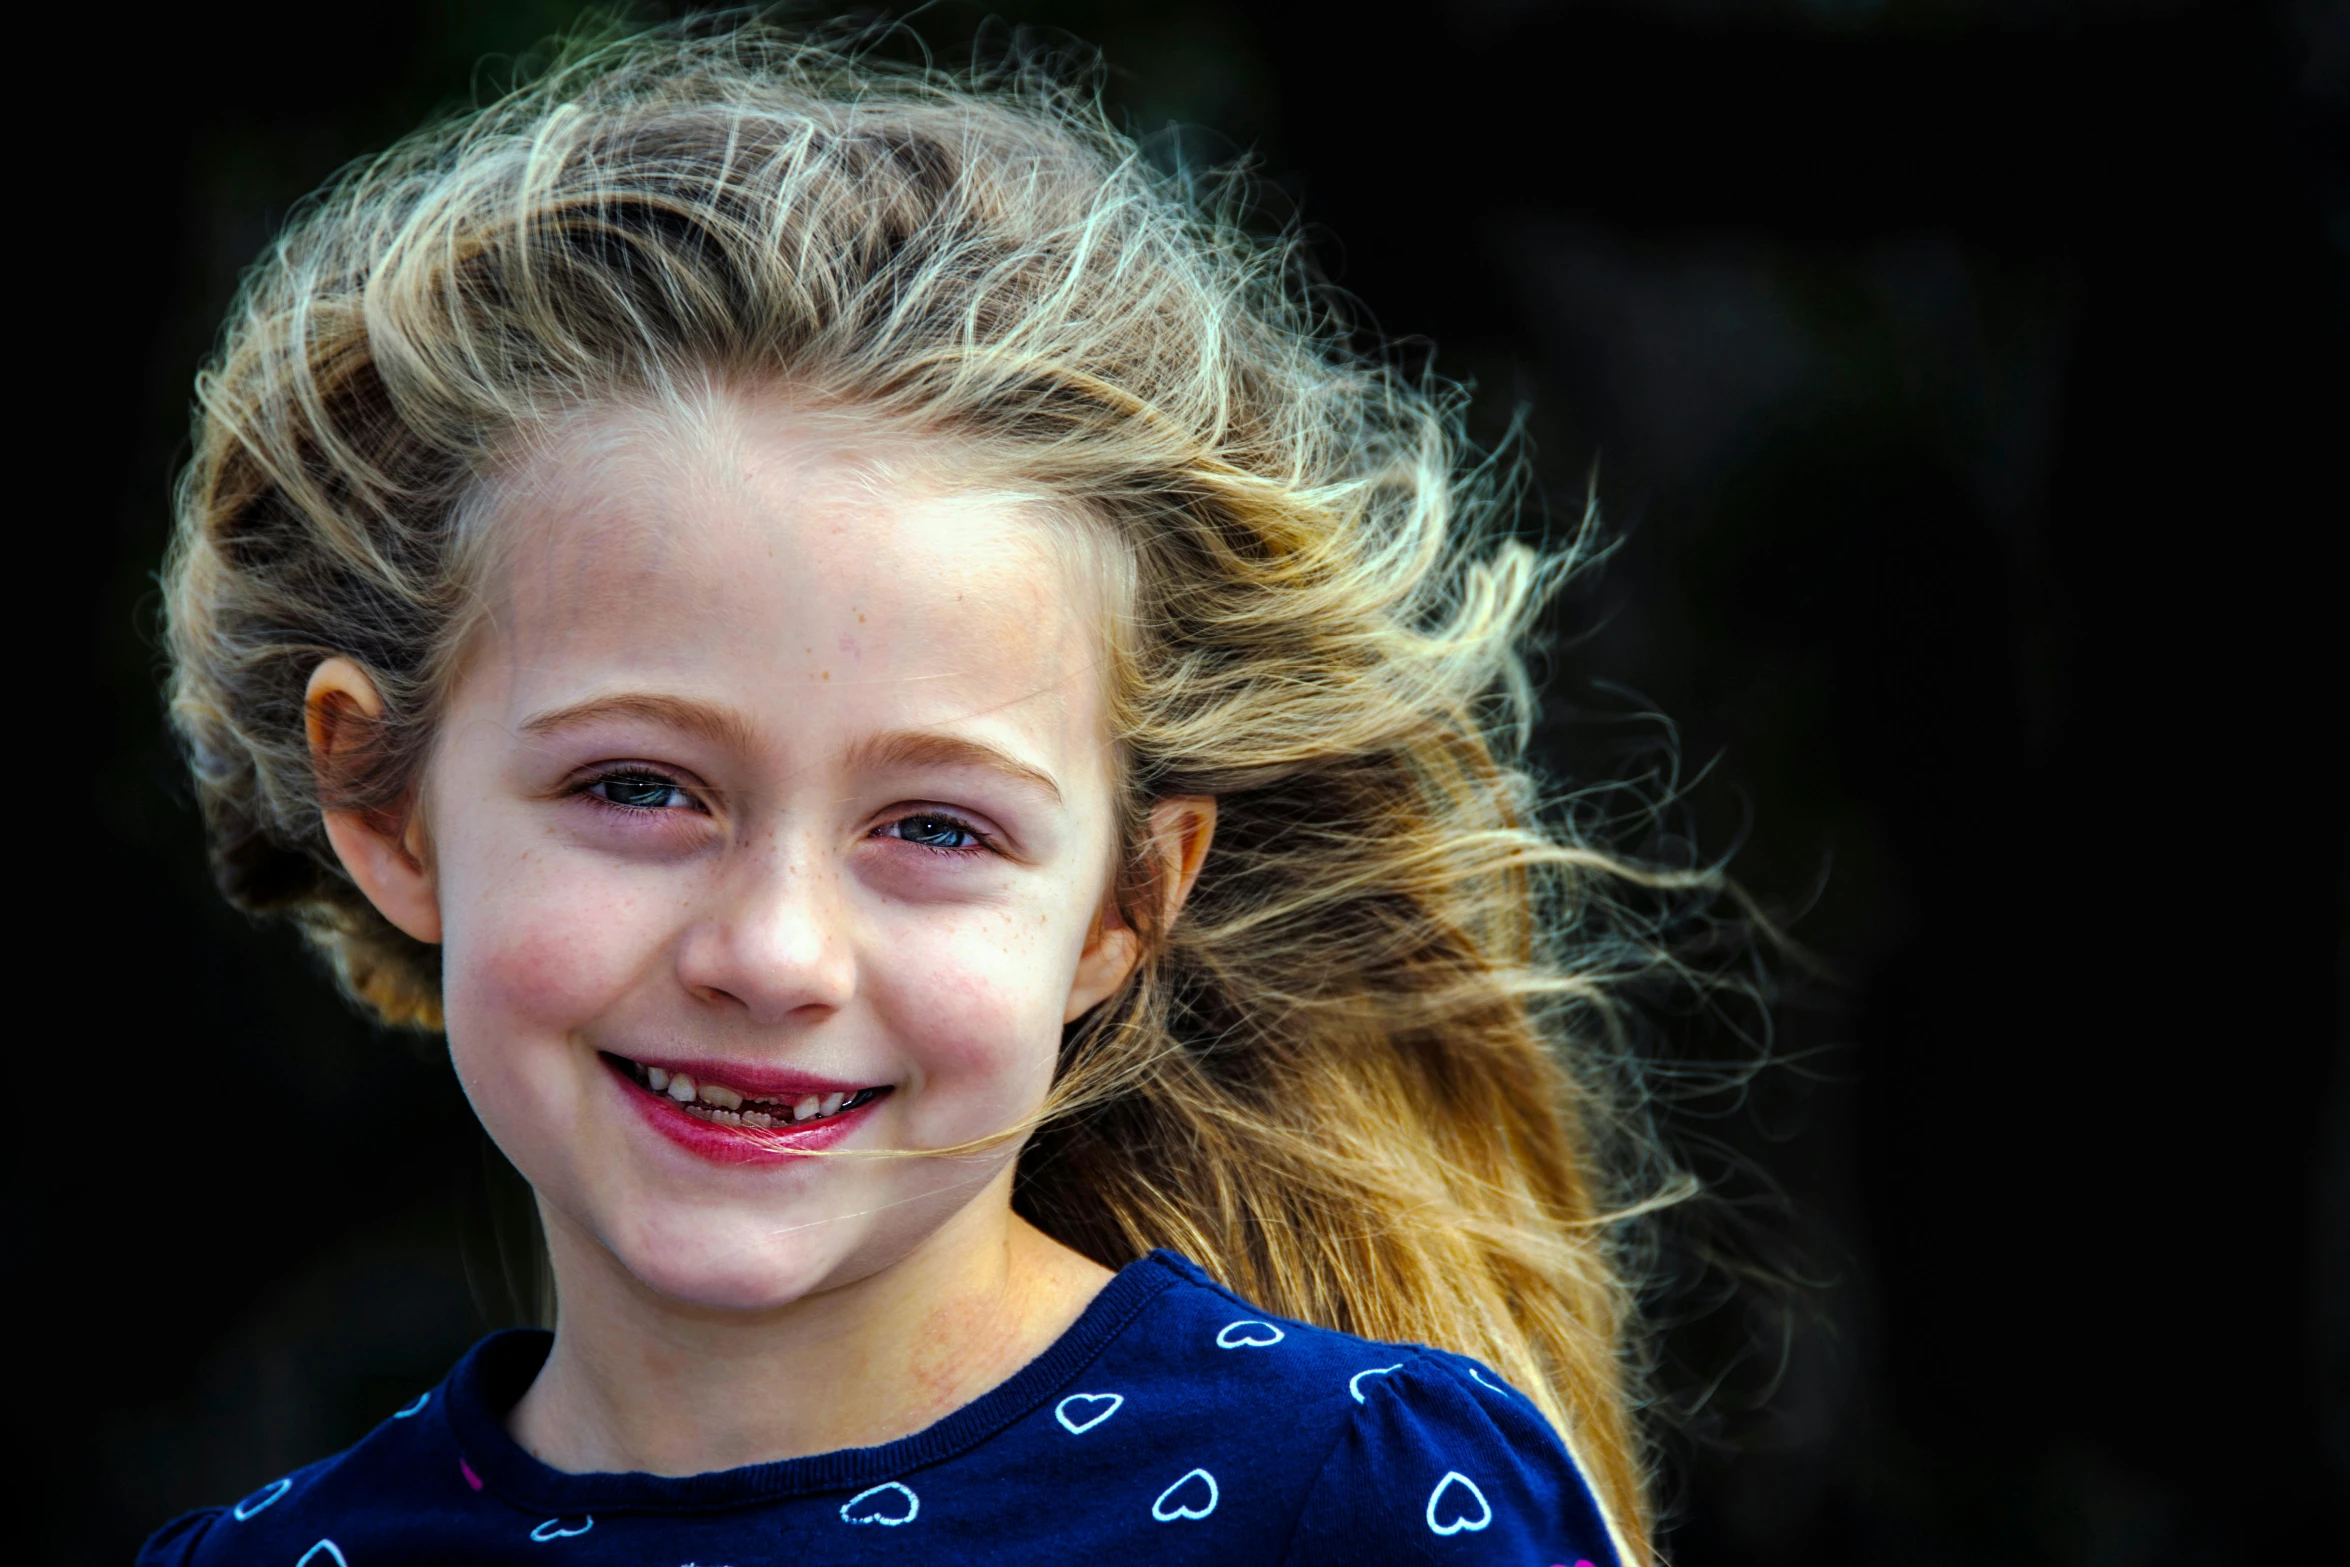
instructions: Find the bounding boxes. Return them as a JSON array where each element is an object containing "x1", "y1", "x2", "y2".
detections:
[{"x1": 141, "y1": 1251, "x2": 1624, "y2": 1565}]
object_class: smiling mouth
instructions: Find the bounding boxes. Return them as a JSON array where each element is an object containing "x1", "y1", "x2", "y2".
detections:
[{"x1": 604, "y1": 1054, "x2": 888, "y2": 1131}]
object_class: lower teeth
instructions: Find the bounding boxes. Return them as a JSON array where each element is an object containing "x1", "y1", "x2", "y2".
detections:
[{"x1": 686, "y1": 1100, "x2": 822, "y2": 1128}]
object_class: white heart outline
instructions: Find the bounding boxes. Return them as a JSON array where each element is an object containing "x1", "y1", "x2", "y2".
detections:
[
  {"x1": 839, "y1": 1480, "x2": 920, "y2": 1526},
  {"x1": 529, "y1": 1515, "x2": 595, "y2": 1542},
  {"x1": 1055, "y1": 1391, "x2": 1124, "y2": 1434},
  {"x1": 1152, "y1": 1467, "x2": 1220, "y2": 1521},
  {"x1": 230, "y1": 1477, "x2": 291, "y2": 1520},
  {"x1": 295, "y1": 1543, "x2": 348, "y2": 1567},
  {"x1": 1425, "y1": 1471, "x2": 1492, "y2": 1536},
  {"x1": 1215, "y1": 1318, "x2": 1284, "y2": 1348},
  {"x1": 392, "y1": 1391, "x2": 431, "y2": 1418},
  {"x1": 1348, "y1": 1363, "x2": 1405, "y2": 1403}
]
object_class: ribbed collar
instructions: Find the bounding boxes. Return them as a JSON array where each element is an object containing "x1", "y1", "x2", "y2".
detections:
[{"x1": 441, "y1": 1248, "x2": 1189, "y2": 1514}]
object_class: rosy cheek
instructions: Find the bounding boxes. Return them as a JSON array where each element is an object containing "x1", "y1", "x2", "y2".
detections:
[
  {"x1": 471, "y1": 925, "x2": 608, "y2": 1025},
  {"x1": 441, "y1": 867, "x2": 657, "y2": 1035},
  {"x1": 880, "y1": 931, "x2": 1066, "y2": 1129},
  {"x1": 915, "y1": 967, "x2": 1026, "y2": 1068}
]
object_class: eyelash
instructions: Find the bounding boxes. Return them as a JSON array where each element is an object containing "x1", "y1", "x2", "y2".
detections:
[
  {"x1": 874, "y1": 810, "x2": 994, "y2": 857},
  {"x1": 571, "y1": 768, "x2": 995, "y2": 856},
  {"x1": 577, "y1": 767, "x2": 703, "y2": 815}
]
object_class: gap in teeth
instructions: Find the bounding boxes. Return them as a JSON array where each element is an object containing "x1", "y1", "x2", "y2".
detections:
[{"x1": 628, "y1": 1060, "x2": 867, "y2": 1126}]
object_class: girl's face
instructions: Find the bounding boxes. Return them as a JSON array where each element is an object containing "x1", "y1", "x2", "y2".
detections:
[{"x1": 403, "y1": 399, "x2": 1131, "y2": 1311}]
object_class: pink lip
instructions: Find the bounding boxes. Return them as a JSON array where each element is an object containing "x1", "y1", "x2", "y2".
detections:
[
  {"x1": 603, "y1": 1055, "x2": 887, "y2": 1167},
  {"x1": 620, "y1": 1053, "x2": 873, "y2": 1101}
]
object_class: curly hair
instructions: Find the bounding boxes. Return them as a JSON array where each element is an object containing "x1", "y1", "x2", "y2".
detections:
[{"x1": 163, "y1": 19, "x2": 1731, "y2": 1555}]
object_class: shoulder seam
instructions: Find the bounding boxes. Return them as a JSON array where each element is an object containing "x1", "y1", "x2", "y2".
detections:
[
  {"x1": 135, "y1": 1505, "x2": 224, "y2": 1567},
  {"x1": 1384, "y1": 1351, "x2": 1634, "y2": 1567},
  {"x1": 1269, "y1": 1344, "x2": 1439, "y2": 1566}
]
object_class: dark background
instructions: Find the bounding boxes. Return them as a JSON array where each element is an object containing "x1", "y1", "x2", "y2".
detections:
[{"x1": 39, "y1": 1, "x2": 2344, "y2": 1561}]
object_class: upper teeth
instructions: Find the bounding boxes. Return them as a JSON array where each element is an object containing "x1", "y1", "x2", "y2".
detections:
[{"x1": 632, "y1": 1061, "x2": 866, "y2": 1125}]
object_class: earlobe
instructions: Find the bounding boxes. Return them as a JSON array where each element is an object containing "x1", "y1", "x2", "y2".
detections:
[
  {"x1": 306, "y1": 658, "x2": 442, "y2": 946},
  {"x1": 1062, "y1": 797, "x2": 1217, "y2": 1025}
]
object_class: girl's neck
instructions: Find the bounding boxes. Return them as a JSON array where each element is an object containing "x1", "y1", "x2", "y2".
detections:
[{"x1": 506, "y1": 1181, "x2": 1113, "y2": 1476}]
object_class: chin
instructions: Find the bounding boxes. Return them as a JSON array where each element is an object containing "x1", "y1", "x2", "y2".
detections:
[{"x1": 607, "y1": 1218, "x2": 851, "y2": 1313}]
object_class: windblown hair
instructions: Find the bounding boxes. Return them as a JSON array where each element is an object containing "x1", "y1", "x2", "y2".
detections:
[{"x1": 165, "y1": 19, "x2": 1727, "y2": 1555}]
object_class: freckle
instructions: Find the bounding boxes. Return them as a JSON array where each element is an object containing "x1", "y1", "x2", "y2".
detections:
[{"x1": 821, "y1": 670, "x2": 830, "y2": 681}]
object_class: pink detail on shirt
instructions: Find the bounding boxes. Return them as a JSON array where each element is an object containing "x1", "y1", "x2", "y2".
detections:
[{"x1": 459, "y1": 1457, "x2": 484, "y2": 1492}]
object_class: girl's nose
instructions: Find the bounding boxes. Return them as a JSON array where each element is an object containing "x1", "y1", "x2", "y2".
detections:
[{"x1": 674, "y1": 845, "x2": 856, "y2": 1025}]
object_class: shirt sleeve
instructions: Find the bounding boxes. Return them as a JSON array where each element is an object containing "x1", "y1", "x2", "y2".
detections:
[{"x1": 1277, "y1": 1349, "x2": 1627, "y2": 1567}]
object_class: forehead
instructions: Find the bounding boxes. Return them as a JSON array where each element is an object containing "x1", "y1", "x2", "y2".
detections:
[{"x1": 463, "y1": 395, "x2": 1111, "y2": 756}]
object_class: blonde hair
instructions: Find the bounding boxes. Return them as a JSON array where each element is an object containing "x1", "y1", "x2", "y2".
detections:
[{"x1": 164, "y1": 19, "x2": 1738, "y2": 1555}]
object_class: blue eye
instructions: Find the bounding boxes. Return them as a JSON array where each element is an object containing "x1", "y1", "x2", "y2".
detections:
[
  {"x1": 590, "y1": 773, "x2": 692, "y2": 811},
  {"x1": 886, "y1": 813, "x2": 982, "y2": 851}
]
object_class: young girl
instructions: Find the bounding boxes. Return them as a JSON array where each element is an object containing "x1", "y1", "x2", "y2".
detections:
[{"x1": 148, "y1": 19, "x2": 1693, "y2": 1564}]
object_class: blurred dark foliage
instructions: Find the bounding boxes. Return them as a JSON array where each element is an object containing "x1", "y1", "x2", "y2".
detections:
[{"x1": 31, "y1": 1, "x2": 2344, "y2": 1562}]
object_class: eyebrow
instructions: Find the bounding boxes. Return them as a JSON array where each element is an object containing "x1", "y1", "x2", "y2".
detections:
[
  {"x1": 518, "y1": 693, "x2": 762, "y2": 754},
  {"x1": 845, "y1": 730, "x2": 1065, "y2": 807},
  {"x1": 517, "y1": 695, "x2": 1063, "y2": 807}
]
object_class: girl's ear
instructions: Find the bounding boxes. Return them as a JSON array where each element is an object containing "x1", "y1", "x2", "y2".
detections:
[
  {"x1": 1064, "y1": 796, "x2": 1217, "y2": 1024},
  {"x1": 305, "y1": 657, "x2": 443, "y2": 945}
]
